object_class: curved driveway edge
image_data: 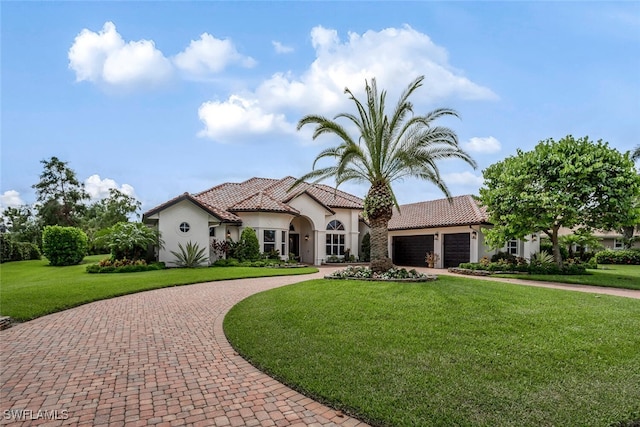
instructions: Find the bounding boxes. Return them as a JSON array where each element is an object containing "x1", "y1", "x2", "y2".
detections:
[
  {"x1": 429, "y1": 268, "x2": 640, "y2": 299},
  {"x1": 1, "y1": 269, "x2": 369, "y2": 427}
]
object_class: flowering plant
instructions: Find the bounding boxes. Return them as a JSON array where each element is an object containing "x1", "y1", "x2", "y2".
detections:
[{"x1": 425, "y1": 252, "x2": 439, "y2": 267}]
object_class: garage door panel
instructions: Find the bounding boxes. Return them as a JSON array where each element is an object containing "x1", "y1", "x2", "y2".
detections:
[
  {"x1": 443, "y1": 233, "x2": 470, "y2": 268},
  {"x1": 392, "y1": 235, "x2": 434, "y2": 267}
]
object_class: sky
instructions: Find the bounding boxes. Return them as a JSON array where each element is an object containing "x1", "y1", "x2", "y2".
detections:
[{"x1": 2, "y1": 1, "x2": 639, "y2": 216}]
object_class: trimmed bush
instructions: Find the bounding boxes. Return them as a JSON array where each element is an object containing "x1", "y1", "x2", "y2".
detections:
[
  {"x1": 240, "y1": 227, "x2": 260, "y2": 261},
  {"x1": 42, "y1": 226, "x2": 88, "y2": 266},
  {"x1": 595, "y1": 249, "x2": 640, "y2": 265},
  {"x1": 86, "y1": 259, "x2": 165, "y2": 274},
  {"x1": 0, "y1": 234, "x2": 41, "y2": 263}
]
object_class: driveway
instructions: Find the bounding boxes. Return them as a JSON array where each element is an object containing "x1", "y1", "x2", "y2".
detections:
[{"x1": 0, "y1": 269, "x2": 369, "y2": 427}]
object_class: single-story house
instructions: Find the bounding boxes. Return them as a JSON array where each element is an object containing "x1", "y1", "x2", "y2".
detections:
[
  {"x1": 144, "y1": 177, "x2": 539, "y2": 268},
  {"x1": 388, "y1": 195, "x2": 540, "y2": 268},
  {"x1": 143, "y1": 177, "x2": 368, "y2": 267}
]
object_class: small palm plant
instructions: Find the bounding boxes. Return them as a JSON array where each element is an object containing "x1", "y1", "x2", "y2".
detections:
[{"x1": 170, "y1": 241, "x2": 208, "y2": 267}]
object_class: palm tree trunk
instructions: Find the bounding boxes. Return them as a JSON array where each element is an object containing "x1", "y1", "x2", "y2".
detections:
[
  {"x1": 369, "y1": 216, "x2": 393, "y2": 273},
  {"x1": 365, "y1": 182, "x2": 394, "y2": 273}
]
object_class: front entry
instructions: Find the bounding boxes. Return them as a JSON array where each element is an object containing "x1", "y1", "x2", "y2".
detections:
[{"x1": 289, "y1": 234, "x2": 300, "y2": 261}]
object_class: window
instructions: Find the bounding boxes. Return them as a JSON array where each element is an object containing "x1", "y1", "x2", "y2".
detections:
[
  {"x1": 507, "y1": 239, "x2": 518, "y2": 255},
  {"x1": 264, "y1": 230, "x2": 276, "y2": 253},
  {"x1": 281, "y1": 231, "x2": 286, "y2": 256},
  {"x1": 179, "y1": 222, "x2": 190, "y2": 233},
  {"x1": 614, "y1": 239, "x2": 624, "y2": 250},
  {"x1": 327, "y1": 220, "x2": 345, "y2": 231},
  {"x1": 326, "y1": 220, "x2": 345, "y2": 256},
  {"x1": 209, "y1": 227, "x2": 216, "y2": 237}
]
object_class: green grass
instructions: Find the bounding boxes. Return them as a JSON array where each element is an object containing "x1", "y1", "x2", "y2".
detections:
[
  {"x1": 0, "y1": 255, "x2": 317, "y2": 321},
  {"x1": 497, "y1": 264, "x2": 640, "y2": 290},
  {"x1": 224, "y1": 276, "x2": 640, "y2": 427}
]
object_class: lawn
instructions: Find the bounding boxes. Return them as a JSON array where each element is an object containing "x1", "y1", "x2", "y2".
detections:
[
  {"x1": 498, "y1": 264, "x2": 640, "y2": 290},
  {"x1": 0, "y1": 255, "x2": 317, "y2": 321},
  {"x1": 224, "y1": 276, "x2": 640, "y2": 427}
]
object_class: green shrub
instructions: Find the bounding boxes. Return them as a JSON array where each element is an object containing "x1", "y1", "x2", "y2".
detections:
[
  {"x1": 86, "y1": 260, "x2": 165, "y2": 274},
  {"x1": 240, "y1": 227, "x2": 260, "y2": 261},
  {"x1": 595, "y1": 249, "x2": 640, "y2": 265},
  {"x1": 491, "y1": 251, "x2": 515, "y2": 262},
  {"x1": 170, "y1": 241, "x2": 208, "y2": 267},
  {"x1": 0, "y1": 234, "x2": 41, "y2": 263},
  {"x1": 42, "y1": 226, "x2": 88, "y2": 266},
  {"x1": 95, "y1": 222, "x2": 162, "y2": 262}
]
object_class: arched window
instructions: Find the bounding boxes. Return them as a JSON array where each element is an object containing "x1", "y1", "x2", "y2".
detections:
[
  {"x1": 326, "y1": 220, "x2": 345, "y2": 231},
  {"x1": 326, "y1": 220, "x2": 345, "y2": 256}
]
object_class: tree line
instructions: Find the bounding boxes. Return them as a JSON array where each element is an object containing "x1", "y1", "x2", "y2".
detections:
[{"x1": 1, "y1": 156, "x2": 141, "y2": 262}]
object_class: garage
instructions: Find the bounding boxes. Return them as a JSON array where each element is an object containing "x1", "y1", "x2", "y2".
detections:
[
  {"x1": 443, "y1": 233, "x2": 471, "y2": 268},
  {"x1": 392, "y1": 235, "x2": 434, "y2": 267}
]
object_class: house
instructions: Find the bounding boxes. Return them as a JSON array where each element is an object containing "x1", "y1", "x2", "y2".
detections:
[
  {"x1": 387, "y1": 195, "x2": 540, "y2": 268},
  {"x1": 557, "y1": 228, "x2": 640, "y2": 251},
  {"x1": 143, "y1": 177, "x2": 368, "y2": 267}
]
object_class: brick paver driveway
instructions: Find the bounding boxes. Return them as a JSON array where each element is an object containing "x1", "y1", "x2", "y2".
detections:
[{"x1": 1, "y1": 269, "x2": 369, "y2": 427}]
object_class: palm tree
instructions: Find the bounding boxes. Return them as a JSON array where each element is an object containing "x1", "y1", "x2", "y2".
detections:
[
  {"x1": 632, "y1": 145, "x2": 640, "y2": 162},
  {"x1": 293, "y1": 76, "x2": 477, "y2": 272}
]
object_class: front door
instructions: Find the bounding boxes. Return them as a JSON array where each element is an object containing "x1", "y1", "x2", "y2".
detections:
[{"x1": 289, "y1": 234, "x2": 300, "y2": 260}]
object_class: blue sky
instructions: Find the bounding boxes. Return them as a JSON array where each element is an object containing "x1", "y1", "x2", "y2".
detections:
[{"x1": 2, "y1": 1, "x2": 639, "y2": 215}]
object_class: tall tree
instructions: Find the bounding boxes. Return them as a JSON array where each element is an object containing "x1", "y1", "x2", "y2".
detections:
[
  {"x1": 0, "y1": 205, "x2": 41, "y2": 245},
  {"x1": 32, "y1": 157, "x2": 89, "y2": 226},
  {"x1": 293, "y1": 76, "x2": 476, "y2": 272},
  {"x1": 479, "y1": 135, "x2": 640, "y2": 267}
]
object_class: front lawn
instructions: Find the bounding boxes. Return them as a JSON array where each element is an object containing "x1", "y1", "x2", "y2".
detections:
[
  {"x1": 0, "y1": 255, "x2": 317, "y2": 321},
  {"x1": 224, "y1": 276, "x2": 640, "y2": 427},
  {"x1": 497, "y1": 264, "x2": 640, "y2": 290}
]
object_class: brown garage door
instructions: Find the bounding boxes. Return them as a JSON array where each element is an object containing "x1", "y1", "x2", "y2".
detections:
[
  {"x1": 392, "y1": 235, "x2": 434, "y2": 267},
  {"x1": 443, "y1": 233, "x2": 470, "y2": 268}
]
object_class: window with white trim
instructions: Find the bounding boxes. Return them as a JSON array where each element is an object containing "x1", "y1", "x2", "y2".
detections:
[
  {"x1": 614, "y1": 239, "x2": 624, "y2": 250},
  {"x1": 179, "y1": 222, "x2": 190, "y2": 233},
  {"x1": 281, "y1": 231, "x2": 286, "y2": 256},
  {"x1": 264, "y1": 230, "x2": 276, "y2": 253},
  {"x1": 326, "y1": 220, "x2": 345, "y2": 256},
  {"x1": 507, "y1": 239, "x2": 518, "y2": 255}
]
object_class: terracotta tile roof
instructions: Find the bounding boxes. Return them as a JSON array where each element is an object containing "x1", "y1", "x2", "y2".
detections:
[
  {"x1": 229, "y1": 191, "x2": 300, "y2": 215},
  {"x1": 144, "y1": 177, "x2": 364, "y2": 223},
  {"x1": 143, "y1": 192, "x2": 241, "y2": 223},
  {"x1": 388, "y1": 195, "x2": 489, "y2": 230}
]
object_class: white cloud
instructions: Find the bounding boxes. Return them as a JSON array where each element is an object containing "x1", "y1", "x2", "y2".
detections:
[
  {"x1": 0, "y1": 190, "x2": 25, "y2": 210},
  {"x1": 442, "y1": 171, "x2": 484, "y2": 186},
  {"x1": 69, "y1": 21, "x2": 172, "y2": 89},
  {"x1": 84, "y1": 175, "x2": 136, "y2": 201},
  {"x1": 198, "y1": 25, "x2": 497, "y2": 142},
  {"x1": 464, "y1": 136, "x2": 502, "y2": 154},
  {"x1": 197, "y1": 95, "x2": 294, "y2": 142},
  {"x1": 69, "y1": 23, "x2": 256, "y2": 89},
  {"x1": 272, "y1": 41, "x2": 294, "y2": 54},
  {"x1": 174, "y1": 33, "x2": 256, "y2": 79}
]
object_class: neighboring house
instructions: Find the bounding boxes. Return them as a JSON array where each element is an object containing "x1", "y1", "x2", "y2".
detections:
[
  {"x1": 143, "y1": 177, "x2": 368, "y2": 267},
  {"x1": 557, "y1": 228, "x2": 640, "y2": 251},
  {"x1": 387, "y1": 195, "x2": 540, "y2": 268}
]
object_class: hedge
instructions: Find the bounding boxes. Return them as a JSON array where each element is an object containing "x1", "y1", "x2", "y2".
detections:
[{"x1": 594, "y1": 249, "x2": 640, "y2": 265}]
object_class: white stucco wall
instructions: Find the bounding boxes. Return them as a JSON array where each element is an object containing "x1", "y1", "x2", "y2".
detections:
[
  {"x1": 235, "y1": 212, "x2": 295, "y2": 260},
  {"x1": 155, "y1": 200, "x2": 216, "y2": 267}
]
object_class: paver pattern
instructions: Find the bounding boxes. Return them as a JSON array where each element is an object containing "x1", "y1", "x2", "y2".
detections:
[
  {"x1": 2, "y1": 267, "x2": 638, "y2": 427},
  {"x1": 1, "y1": 269, "x2": 369, "y2": 427}
]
